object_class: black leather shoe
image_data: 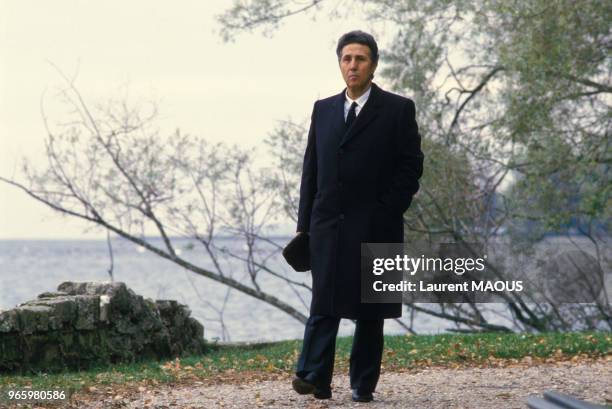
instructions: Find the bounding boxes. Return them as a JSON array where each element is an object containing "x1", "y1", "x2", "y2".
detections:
[
  {"x1": 352, "y1": 389, "x2": 373, "y2": 402},
  {"x1": 292, "y1": 377, "x2": 316, "y2": 394},
  {"x1": 292, "y1": 377, "x2": 332, "y2": 399},
  {"x1": 313, "y1": 387, "x2": 332, "y2": 400}
]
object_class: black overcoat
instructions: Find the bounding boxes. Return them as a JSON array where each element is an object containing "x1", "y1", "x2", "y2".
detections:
[{"x1": 297, "y1": 82, "x2": 424, "y2": 319}]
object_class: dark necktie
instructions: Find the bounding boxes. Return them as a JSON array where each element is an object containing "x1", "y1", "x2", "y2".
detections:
[{"x1": 346, "y1": 101, "x2": 357, "y2": 130}]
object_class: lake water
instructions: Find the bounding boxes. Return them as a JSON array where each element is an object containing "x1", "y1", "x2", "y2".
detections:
[{"x1": 0, "y1": 236, "x2": 608, "y2": 342}]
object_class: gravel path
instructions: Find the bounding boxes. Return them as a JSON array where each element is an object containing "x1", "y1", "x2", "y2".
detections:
[{"x1": 71, "y1": 358, "x2": 611, "y2": 409}]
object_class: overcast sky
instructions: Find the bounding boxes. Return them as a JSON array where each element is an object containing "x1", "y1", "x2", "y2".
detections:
[{"x1": 0, "y1": 1, "x2": 392, "y2": 239}]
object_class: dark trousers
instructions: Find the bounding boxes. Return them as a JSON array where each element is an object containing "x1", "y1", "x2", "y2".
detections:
[{"x1": 295, "y1": 314, "x2": 384, "y2": 393}]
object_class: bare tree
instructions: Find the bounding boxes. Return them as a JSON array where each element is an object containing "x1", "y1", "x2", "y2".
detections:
[{"x1": 0, "y1": 69, "x2": 311, "y2": 328}]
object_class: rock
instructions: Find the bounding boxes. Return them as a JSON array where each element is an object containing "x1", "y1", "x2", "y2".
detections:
[
  {"x1": 99, "y1": 295, "x2": 111, "y2": 322},
  {"x1": 0, "y1": 309, "x2": 19, "y2": 333},
  {"x1": 58, "y1": 281, "x2": 133, "y2": 312},
  {"x1": 23, "y1": 296, "x2": 77, "y2": 330},
  {"x1": 74, "y1": 295, "x2": 100, "y2": 330},
  {"x1": 37, "y1": 291, "x2": 69, "y2": 299},
  {"x1": 0, "y1": 281, "x2": 207, "y2": 374},
  {"x1": 156, "y1": 300, "x2": 206, "y2": 356},
  {"x1": 17, "y1": 305, "x2": 52, "y2": 335}
]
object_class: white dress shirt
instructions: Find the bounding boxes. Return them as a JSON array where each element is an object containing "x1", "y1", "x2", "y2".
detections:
[{"x1": 344, "y1": 85, "x2": 372, "y2": 121}]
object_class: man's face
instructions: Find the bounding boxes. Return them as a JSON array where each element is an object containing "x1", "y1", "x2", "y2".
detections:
[{"x1": 339, "y1": 43, "x2": 377, "y2": 90}]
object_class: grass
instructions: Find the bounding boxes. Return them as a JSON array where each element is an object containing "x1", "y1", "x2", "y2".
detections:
[{"x1": 0, "y1": 331, "x2": 609, "y2": 394}]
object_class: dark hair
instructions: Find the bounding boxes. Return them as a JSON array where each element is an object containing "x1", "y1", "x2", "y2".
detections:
[{"x1": 336, "y1": 30, "x2": 379, "y2": 64}]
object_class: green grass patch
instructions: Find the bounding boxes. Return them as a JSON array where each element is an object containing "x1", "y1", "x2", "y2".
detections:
[{"x1": 1, "y1": 331, "x2": 609, "y2": 393}]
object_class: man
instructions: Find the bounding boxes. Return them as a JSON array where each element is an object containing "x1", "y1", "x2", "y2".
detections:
[{"x1": 292, "y1": 30, "x2": 424, "y2": 402}]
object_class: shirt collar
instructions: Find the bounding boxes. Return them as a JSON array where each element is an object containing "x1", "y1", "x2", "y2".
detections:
[{"x1": 345, "y1": 85, "x2": 372, "y2": 107}]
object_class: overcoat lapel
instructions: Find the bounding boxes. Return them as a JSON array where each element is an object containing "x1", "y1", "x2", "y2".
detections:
[
  {"x1": 339, "y1": 83, "x2": 383, "y2": 147},
  {"x1": 330, "y1": 92, "x2": 347, "y2": 145}
]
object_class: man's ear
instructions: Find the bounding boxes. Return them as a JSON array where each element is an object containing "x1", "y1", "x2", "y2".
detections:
[{"x1": 370, "y1": 62, "x2": 378, "y2": 80}]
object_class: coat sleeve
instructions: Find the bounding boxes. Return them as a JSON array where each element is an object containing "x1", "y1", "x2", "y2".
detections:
[
  {"x1": 296, "y1": 101, "x2": 318, "y2": 233},
  {"x1": 379, "y1": 99, "x2": 424, "y2": 214}
]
